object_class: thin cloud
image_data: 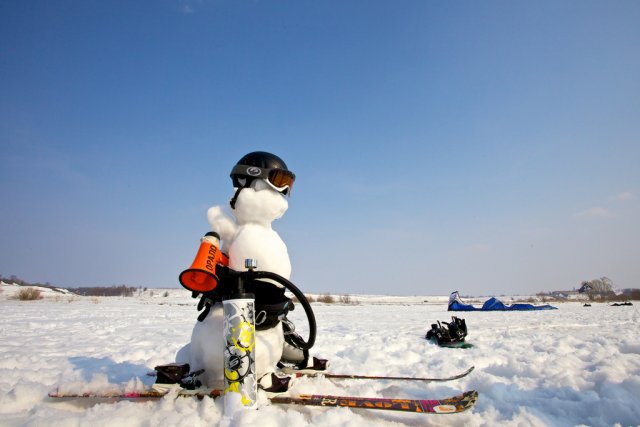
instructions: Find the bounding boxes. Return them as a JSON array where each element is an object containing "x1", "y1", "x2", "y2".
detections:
[
  {"x1": 467, "y1": 243, "x2": 490, "y2": 253},
  {"x1": 613, "y1": 191, "x2": 636, "y2": 201},
  {"x1": 179, "y1": 0, "x2": 202, "y2": 14},
  {"x1": 519, "y1": 227, "x2": 553, "y2": 236},
  {"x1": 574, "y1": 207, "x2": 615, "y2": 219}
]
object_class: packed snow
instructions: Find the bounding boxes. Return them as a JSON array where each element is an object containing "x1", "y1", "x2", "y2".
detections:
[{"x1": 1, "y1": 284, "x2": 639, "y2": 426}]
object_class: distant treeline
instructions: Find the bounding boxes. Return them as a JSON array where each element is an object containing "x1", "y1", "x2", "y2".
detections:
[
  {"x1": 1, "y1": 274, "x2": 139, "y2": 297},
  {"x1": 68, "y1": 285, "x2": 138, "y2": 297}
]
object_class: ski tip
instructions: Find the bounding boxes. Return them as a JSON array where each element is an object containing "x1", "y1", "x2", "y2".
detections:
[
  {"x1": 442, "y1": 365, "x2": 475, "y2": 381},
  {"x1": 465, "y1": 390, "x2": 479, "y2": 407},
  {"x1": 432, "y1": 390, "x2": 478, "y2": 414},
  {"x1": 464, "y1": 389, "x2": 478, "y2": 400},
  {"x1": 458, "y1": 390, "x2": 479, "y2": 411}
]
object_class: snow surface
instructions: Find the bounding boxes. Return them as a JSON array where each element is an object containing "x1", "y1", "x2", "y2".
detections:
[{"x1": 1, "y1": 286, "x2": 639, "y2": 426}]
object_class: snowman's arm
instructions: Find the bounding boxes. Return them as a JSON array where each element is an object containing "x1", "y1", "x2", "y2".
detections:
[{"x1": 207, "y1": 206, "x2": 238, "y2": 243}]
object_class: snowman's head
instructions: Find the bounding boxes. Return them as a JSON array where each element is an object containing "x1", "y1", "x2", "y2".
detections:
[
  {"x1": 229, "y1": 151, "x2": 295, "y2": 225},
  {"x1": 232, "y1": 179, "x2": 289, "y2": 225}
]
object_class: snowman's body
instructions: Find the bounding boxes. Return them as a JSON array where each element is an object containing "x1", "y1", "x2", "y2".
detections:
[
  {"x1": 227, "y1": 223, "x2": 291, "y2": 278},
  {"x1": 177, "y1": 179, "x2": 291, "y2": 387}
]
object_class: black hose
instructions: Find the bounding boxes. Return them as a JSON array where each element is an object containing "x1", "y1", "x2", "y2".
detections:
[{"x1": 250, "y1": 270, "x2": 316, "y2": 350}]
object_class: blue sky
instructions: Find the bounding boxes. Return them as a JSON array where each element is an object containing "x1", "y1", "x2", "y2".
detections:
[{"x1": 1, "y1": 0, "x2": 639, "y2": 296}]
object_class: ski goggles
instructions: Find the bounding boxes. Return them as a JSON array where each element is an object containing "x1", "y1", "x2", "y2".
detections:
[{"x1": 231, "y1": 165, "x2": 296, "y2": 195}]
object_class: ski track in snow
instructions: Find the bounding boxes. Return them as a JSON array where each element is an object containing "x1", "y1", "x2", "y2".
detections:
[{"x1": 1, "y1": 290, "x2": 639, "y2": 426}]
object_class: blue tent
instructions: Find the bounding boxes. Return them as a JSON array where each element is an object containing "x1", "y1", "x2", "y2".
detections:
[{"x1": 448, "y1": 291, "x2": 557, "y2": 311}]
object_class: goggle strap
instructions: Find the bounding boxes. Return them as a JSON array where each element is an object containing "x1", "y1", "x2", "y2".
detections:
[{"x1": 229, "y1": 186, "x2": 245, "y2": 209}]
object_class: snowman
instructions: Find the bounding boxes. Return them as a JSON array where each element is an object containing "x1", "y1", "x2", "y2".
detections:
[{"x1": 176, "y1": 151, "x2": 306, "y2": 391}]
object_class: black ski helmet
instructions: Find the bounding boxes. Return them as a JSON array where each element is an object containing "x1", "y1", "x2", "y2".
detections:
[{"x1": 229, "y1": 151, "x2": 295, "y2": 208}]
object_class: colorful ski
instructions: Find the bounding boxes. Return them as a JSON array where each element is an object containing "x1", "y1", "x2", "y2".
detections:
[
  {"x1": 270, "y1": 390, "x2": 478, "y2": 414},
  {"x1": 286, "y1": 365, "x2": 475, "y2": 382},
  {"x1": 48, "y1": 389, "x2": 478, "y2": 414}
]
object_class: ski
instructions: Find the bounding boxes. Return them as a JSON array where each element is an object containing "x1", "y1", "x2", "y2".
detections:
[
  {"x1": 270, "y1": 390, "x2": 478, "y2": 414},
  {"x1": 49, "y1": 388, "x2": 223, "y2": 399},
  {"x1": 286, "y1": 365, "x2": 475, "y2": 382},
  {"x1": 145, "y1": 365, "x2": 475, "y2": 383},
  {"x1": 48, "y1": 389, "x2": 478, "y2": 414}
]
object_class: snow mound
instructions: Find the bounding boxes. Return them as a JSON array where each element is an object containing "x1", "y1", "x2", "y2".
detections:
[{"x1": 0, "y1": 281, "x2": 73, "y2": 300}]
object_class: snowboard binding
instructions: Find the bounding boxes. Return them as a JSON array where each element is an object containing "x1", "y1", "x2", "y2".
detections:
[
  {"x1": 426, "y1": 316, "x2": 468, "y2": 346},
  {"x1": 152, "y1": 363, "x2": 204, "y2": 391}
]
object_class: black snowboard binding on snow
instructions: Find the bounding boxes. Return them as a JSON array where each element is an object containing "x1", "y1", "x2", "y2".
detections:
[
  {"x1": 153, "y1": 363, "x2": 204, "y2": 391},
  {"x1": 426, "y1": 316, "x2": 469, "y2": 347}
]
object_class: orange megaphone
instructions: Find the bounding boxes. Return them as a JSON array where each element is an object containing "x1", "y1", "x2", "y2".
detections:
[{"x1": 179, "y1": 232, "x2": 229, "y2": 293}]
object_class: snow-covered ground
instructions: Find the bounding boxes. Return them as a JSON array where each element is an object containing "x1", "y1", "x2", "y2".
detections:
[{"x1": 1, "y1": 285, "x2": 639, "y2": 426}]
